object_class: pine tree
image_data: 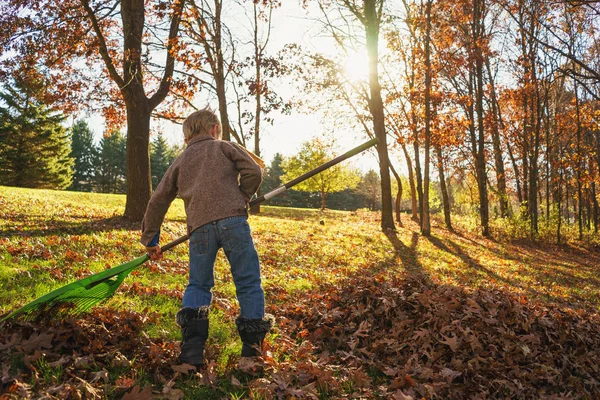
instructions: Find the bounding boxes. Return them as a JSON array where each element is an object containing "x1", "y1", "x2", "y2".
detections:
[
  {"x1": 0, "y1": 79, "x2": 73, "y2": 189},
  {"x1": 262, "y1": 153, "x2": 285, "y2": 193},
  {"x1": 93, "y1": 131, "x2": 126, "y2": 193},
  {"x1": 150, "y1": 133, "x2": 172, "y2": 191},
  {"x1": 69, "y1": 120, "x2": 96, "y2": 192}
]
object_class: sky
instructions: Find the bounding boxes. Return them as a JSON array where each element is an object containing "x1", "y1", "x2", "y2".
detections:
[{"x1": 83, "y1": 1, "x2": 382, "y2": 173}]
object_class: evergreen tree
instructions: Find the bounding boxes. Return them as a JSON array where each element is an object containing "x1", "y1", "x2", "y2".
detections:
[
  {"x1": 150, "y1": 133, "x2": 172, "y2": 190},
  {"x1": 93, "y1": 131, "x2": 126, "y2": 193},
  {"x1": 0, "y1": 79, "x2": 73, "y2": 189},
  {"x1": 262, "y1": 153, "x2": 285, "y2": 193},
  {"x1": 69, "y1": 120, "x2": 96, "y2": 191}
]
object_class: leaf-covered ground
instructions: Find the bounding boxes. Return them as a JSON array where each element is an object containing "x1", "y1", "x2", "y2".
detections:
[{"x1": 1, "y1": 186, "x2": 600, "y2": 399}]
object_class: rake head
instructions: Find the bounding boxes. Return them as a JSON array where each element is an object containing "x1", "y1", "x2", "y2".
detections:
[{"x1": 2, "y1": 255, "x2": 149, "y2": 322}]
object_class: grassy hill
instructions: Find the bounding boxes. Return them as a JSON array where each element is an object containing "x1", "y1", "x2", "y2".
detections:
[{"x1": 1, "y1": 186, "x2": 600, "y2": 399}]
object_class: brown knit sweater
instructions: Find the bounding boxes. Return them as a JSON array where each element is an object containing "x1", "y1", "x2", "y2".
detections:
[{"x1": 140, "y1": 134, "x2": 262, "y2": 246}]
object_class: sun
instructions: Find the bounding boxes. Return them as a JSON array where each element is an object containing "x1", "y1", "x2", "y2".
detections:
[{"x1": 342, "y1": 52, "x2": 370, "y2": 82}]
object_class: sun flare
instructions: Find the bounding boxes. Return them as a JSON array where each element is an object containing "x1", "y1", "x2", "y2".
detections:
[{"x1": 342, "y1": 52, "x2": 370, "y2": 82}]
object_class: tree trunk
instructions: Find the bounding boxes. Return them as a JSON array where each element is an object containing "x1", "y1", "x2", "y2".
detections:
[
  {"x1": 321, "y1": 191, "x2": 327, "y2": 211},
  {"x1": 413, "y1": 141, "x2": 423, "y2": 222},
  {"x1": 575, "y1": 81, "x2": 583, "y2": 239},
  {"x1": 486, "y1": 58, "x2": 509, "y2": 218},
  {"x1": 249, "y1": 3, "x2": 263, "y2": 215},
  {"x1": 389, "y1": 161, "x2": 403, "y2": 227},
  {"x1": 124, "y1": 102, "x2": 152, "y2": 221},
  {"x1": 592, "y1": 182, "x2": 599, "y2": 233},
  {"x1": 436, "y1": 144, "x2": 453, "y2": 231},
  {"x1": 365, "y1": 0, "x2": 394, "y2": 230},
  {"x1": 402, "y1": 143, "x2": 419, "y2": 221},
  {"x1": 121, "y1": 0, "x2": 151, "y2": 222},
  {"x1": 473, "y1": 0, "x2": 490, "y2": 237},
  {"x1": 421, "y1": 0, "x2": 432, "y2": 236},
  {"x1": 507, "y1": 139, "x2": 523, "y2": 206},
  {"x1": 557, "y1": 167, "x2": 563, "y2": 245}
]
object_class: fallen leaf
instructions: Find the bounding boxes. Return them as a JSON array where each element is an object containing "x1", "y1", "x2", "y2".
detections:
[
  {"x1": 171, "y1": 363, "x2": 197, "y2": 374},
  {"x1": 20, "y1": 332, "x2": 53, "y2": 353},
  {"x1": 122, "y1": 385, "x2": 153, "y2": 400},
  {"x1": 440, "y1": 335, "x2": 459, "y2": 352}
]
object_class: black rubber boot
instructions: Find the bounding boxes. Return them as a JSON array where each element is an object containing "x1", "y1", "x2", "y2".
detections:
[
  {"x1": 176, "y1": 306, "x2": 209, "y2": 368},
  {"x1": 235, "y1": 315, "x2": 274, "y2": 357}
]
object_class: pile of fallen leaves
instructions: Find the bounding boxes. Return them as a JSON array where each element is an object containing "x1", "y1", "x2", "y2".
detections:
[
  {"x1": 0, "y1": 310, "x2": 183, "y2": 399},
  {"x1": 279, "y1": 274, "x2": 600, "y2": 398},
  {"x1": 2, "y1": 273, "x2": 600, "y2": 399}
]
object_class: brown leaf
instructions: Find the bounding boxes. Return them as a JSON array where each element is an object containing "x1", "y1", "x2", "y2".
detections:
[
  {"x1": 440, "y1": 367, "x2": 462, "y2": 382},
  {"x1": 0, "y1": 333, "x2": 21, "y2": 351},
  {"x1": 122, "y1": 385, "x2": 153, "y2": 400},
  {"x1": 392, "y1": 390, "x2": 414, "y2": 400},
  {"x1": 440, "y1": 335, "x2": 459, "y2": 352},
  {"x1": 171, "y1": 363, "x2": 197, "y2": 374},
  {"x1": 20, "y1": 332, "x2": 53, "y2": 353}
]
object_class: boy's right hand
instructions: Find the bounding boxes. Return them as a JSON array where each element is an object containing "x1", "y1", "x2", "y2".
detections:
[{"x1": 146, "y1": 245, "x2": 163, "y2": 261}]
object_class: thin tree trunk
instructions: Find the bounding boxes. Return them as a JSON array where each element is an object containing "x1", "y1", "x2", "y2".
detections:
[
  {"x1": 389, "y1": 162, "x2": 403, "y2": 227},
  {"x1": 485, "y1": 58, "x2": 509, "y2": 218},
  {"x1": 592, "y1": 182, "x2": 599, "y2": 233},
  {"x1": 421, "y1": 0, "x2": 432, "y2": 236},
  {"x1": 575, "y1": 81, "x2": 583, "y2": 239},
  {"x1": 250, "y1": 3, "x2": 264, "y2": 215},
  {"x1": 557, "y1": 166, "x2": 563, "y2": 245},
  {"x1": 474, "y1": 0, "x2": 490, "y2": 237},
  {"x1": 507, "y1": 139, "x2": 523, "y2": 206},
  {"x1": 402, "y1": 143, "x2": 419, "y2": 221},
  {"x1": 436, "y1": 144, "x2": 453, "y2": 230}
]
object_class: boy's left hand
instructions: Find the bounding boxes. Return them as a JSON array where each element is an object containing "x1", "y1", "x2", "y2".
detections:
[{"x1": 146, "y1": 245, "x2": 163, "y2": 261}]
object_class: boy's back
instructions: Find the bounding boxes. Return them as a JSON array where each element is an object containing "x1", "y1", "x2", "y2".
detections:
[{"x1": 141, "y1": 134, "x2": 261, "y2": 246}]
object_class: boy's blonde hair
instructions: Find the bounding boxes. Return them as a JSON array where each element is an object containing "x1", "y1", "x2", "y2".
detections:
[{"x1": 183, "y1": 107, "x2": 222, "y2": 140}]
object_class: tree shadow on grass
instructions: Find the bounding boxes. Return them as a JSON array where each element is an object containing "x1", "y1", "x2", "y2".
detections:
[
  {"x1": 423, "y1": 234, "x2": 600, "y2": 312},
  {"x1": 382, "y1": 229, "x2": 434, "y2": 286}
]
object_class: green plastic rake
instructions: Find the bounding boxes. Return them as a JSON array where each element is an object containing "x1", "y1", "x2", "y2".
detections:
[{"x1": 1, "y1": 138, "x2": 377, "y2": 322}]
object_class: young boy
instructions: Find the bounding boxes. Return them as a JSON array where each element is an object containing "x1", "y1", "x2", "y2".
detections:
[{"x1": 140, "y1": 107, "x2": 272, "y2": 368}]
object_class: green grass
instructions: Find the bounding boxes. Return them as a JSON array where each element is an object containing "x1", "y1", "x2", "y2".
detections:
[{"x1": 1, "y1": 185, "x2": 600, "y2": 398}]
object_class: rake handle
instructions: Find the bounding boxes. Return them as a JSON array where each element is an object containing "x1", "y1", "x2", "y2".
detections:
[{"x1": 158, "y1": 137, "x2": 379, "y2": 254}]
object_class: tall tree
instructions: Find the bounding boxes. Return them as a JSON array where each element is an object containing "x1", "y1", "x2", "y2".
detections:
[
  {"x1": 0, "y1": 0, "x2": 188, "y2": 221},
  {"x1": 320, "y1": 0, "x2": 394, "y2": 229},
  {"x1": 421, "y1": 0, "x2": 433, "y2": 236},
  {"x1": 0, "y1": 79, "x2": 73, "y2": 189},
  {"x1": 69, "y1": 120, "x2": 96, "y2": 192}
]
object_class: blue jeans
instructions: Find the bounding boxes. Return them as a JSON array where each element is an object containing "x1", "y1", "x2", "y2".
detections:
[{"x1": 183, "y1": 216, "x2": 265, "y2": 319}]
